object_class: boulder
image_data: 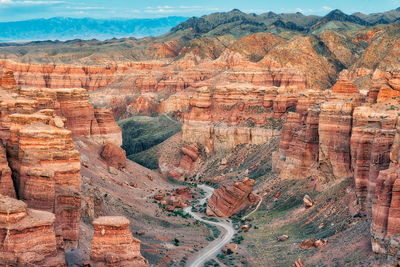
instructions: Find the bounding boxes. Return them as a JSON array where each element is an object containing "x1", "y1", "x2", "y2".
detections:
[
  {"x1": 206, "y1": 177, "x2": 254, "y2": 217},
  {"x1": 101, "y1": 142, "x2": 127, "y2": 170}
]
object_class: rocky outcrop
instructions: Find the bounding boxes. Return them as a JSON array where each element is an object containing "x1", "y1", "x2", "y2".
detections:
[
  {"x1": 55, "y1": 88, "x2": 122, "y2": 145},
  {"x1": 166, "y1": 143, "x2": 200, "y2": 181},
  {"x1": 94, "y1": 108, "x2": 123, "y2": 146},
  {"x1": 0, "y1": 194, "x2": 65, "y2": 266},
  {"x1": 182, "y1": 85, "x2": 290, "y2": 153},
  {"x1": 207, "y1": 178, "x2": 256, "y2": 217},
  {"x1": 0, "y1": 59, "x2": 126, "y2": 91},
  {"x1": 178, "y1": 143, "x2": 199, "y2": 171},
  {"x1": 158, "y1": 93, "x2": 190, "y2": 114},
  {"x1": 154, "y1": 187, "x2": 192, "y2": 211},
  {"x1": 277, "y1": 90, "x2": 323, "y2": 179},
  {"x1": 90, "y1": 216, "x2": 148, "y2": 267},
  {"x1": 351, "y1": 104, "x2": 397, "y2": 212},
  {"x1": 127, "y1": 95, "x2": 157, "y2": 115},
  {"x1": 7, "y1": 111, "x2": 81, "y2": 249},
  {"x1": 368, "y1": 70, "x2": 400, "y2": 104},
  {"x1": 226, "y1": 69, "x2": 307, "y2": 89},
  {"x1": 0, "y1": 70, "x2": 18, "y2": 92},
  {"x1": 0, "y1": 143, "x2": 15, "y2": 198},
  {"x1": 371, "y1": 116, "x2": 400, "y2": 262},
  {"x1": 100, "y1": 142, "x2": 126, "y2": 170},
  {"x1": 318, "y1": 80, "x2": 363, "y2": 181},
  {"x1": 7, "y1": 85, "x2": 122, "y2": 146}
]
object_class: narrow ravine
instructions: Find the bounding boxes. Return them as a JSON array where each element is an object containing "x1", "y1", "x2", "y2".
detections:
[{"x1": 184, "y1": 185, "x2": 236, "y2": 267}]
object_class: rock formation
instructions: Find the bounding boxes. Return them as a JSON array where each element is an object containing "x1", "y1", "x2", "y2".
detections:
[
  {"x1": 94, "y1": 108, "x2": 123, "y2": 146},
  {"x1": 6, "y1": 112, "x2": 82, "y2": 249},
  {"x1": 178, "y1": 143, "x2": 199, "y2": 171},
  {"x1": 207, "y1": 178, "x2": 256, "y2": 217},
  {"x1": 318, "y1": 80, "x2": 363, "y2": 181},
  {"x1": 277, "y1": 90, "x2": 323, "y2": 179},
  {"x1": 0, "y1": 70, "x2": 18, "y2": 92},
  {"x1": 54, "y1": 88, "x2": 122, "y2": 145},
  {"x1": 0, "y1": 143, "x2": 16, "y2": 198},
  {"x1": 100, "y1": 142, "x2": 126, "y2": 170},
  {"x1": 351, "y1": 104, "x2": 397, "y2": 211},
  {"x1": 0, "y1": 59, "x2": 125, "y2": 91},
  {"x1": 371, "y1": 116, "x2": 400, "y2": 264},
  {"x1": 182, "y1": 85, "x2": 292, "y2": 153},
  {"x1": 90, "y1": 216, "x2": 148, "y2": 267},
  {"x1": 0, "y1": 194, "x2": 65, "y2": 266}
]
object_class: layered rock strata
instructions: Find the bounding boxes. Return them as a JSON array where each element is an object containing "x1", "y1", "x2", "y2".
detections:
[
  {"x1": 351, "y1": 104, "x2": 397, "y2": 211},
  {"x1": 182, "y1": 85, "x2": 295, "y2": 153},
  {"x1": 318, "y1": 80, "x2": 364, "y2": 181},
  {"x1": 207, "y1": 178, "x2": 256, "y2": 217},
  {"x1": 167, "y1": 143, "x2": 200, "y2": 181},
  {"x1": 276, "y1": 90, "x2": 323, "y2": 179},
  {"x1": 6, "y1": 111, "x2": 82, "y2": 249},
  {"x1": 0, "y1": 194, "x2": 65, "y2": 266},
  {"x1": 371, "y1": 117, "x2": 400, "y2": 265},
  {"x1": 0, "y1": 143, "x2": 16, "y2": 198},
  {"x1": 90, "y1": 216, "x2": 148, "y2": 267},
  {"x1": 53, "y1": 88, "x2": 122, "y2": 145}
]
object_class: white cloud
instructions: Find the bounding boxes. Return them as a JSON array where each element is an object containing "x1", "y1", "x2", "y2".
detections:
[
  {"x1": 65, "y1": 6, "x2": 107, "y2": 10},
  {"x1": 323, "y1": 6, "x2": 333, "y2": 11},
  {"x1": 295, "y1": 8, "x2": 314, "y2": 13},
  {"x1": 144, "y1": 5, "x2": 221, "y2": 14},
  {"x1": 0, "y1": 0, "x2": 64, "y2": 5}
]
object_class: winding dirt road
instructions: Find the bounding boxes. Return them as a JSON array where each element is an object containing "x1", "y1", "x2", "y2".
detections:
[{"x1": 184, "y1": 185, "x2": 236, "y2": 267}]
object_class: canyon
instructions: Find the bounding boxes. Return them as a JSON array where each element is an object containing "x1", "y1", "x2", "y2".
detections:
[{"x1": 0, "y1": 7, "x2": 400, "y2": 266}]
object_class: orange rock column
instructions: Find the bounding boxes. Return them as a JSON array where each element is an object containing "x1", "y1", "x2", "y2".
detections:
[
  {"x1": 0, "y1": 194, "x2": 65, "y2": 266},
  {"x1": 90, "y1": 216, "x2": 148, "y2": 267}
]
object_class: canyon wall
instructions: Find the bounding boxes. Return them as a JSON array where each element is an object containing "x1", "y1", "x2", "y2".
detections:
[
  {"x1": 371, "y1": 117, "x2": 400, "y2": 265},
  {"x1": 276, "y1": 90, "x2": 322, "y2": 179},
  {"x1": 0, "y1": 194, "x2": 65, "y2": 266},
  {"x1": 273, "y1": 69, "x2": 400, "y2": 263},
  {"x1": 18, "y1": 87, "x2": 122, "y2": 145},
  {"x1": 182, "y1": 84, "x2": 302, "y2": 153},
  {"x1": 0, "y1": 70, "x2": 136, "y2": 265},
  {"x1": 90, "y1": 216, "x2": 148, "y2": 267},
  {"x1": 6, "y1": 111, "x2": 82, "y2": 249}
]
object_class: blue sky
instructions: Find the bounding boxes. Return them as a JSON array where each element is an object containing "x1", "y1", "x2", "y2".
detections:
[{"x1": 0, "y1": 0, "x2": 399, "y2": 22}]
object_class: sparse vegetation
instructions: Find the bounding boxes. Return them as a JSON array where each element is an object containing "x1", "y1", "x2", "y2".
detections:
[{"x1": 118, "y1": 115, "x2": 182, "y2": 169}]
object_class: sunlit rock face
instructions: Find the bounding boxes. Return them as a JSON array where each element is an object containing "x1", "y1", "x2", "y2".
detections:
[
  {"x1": 276, "y1": 90, "x2": 323, "y2": 179},
  {"x1": 206, "y1": 178, "x2": 256, "y2": 217},
  {"x1": 351, "y1": 105, "x2": 397, "y2": 212},
  {"x1": 371, "y1": 117, "x2": 400, "y2": 264},
  {"x1": 90, "y1": 216, "x2": 149, "y2": 267},
  {"x1": 182, "y1": 85, "x2": 304, "y2": 153},
  {"x1": 318, "y1": 80, "x2": 364, "y2": 181},
  {"x1": 0, "y1": 143, "x2": 15, "y2": 198},
  {"x1": 0, "y1": 194, "x2": 66, "y2": 266},
  {"x1": 6, "y1": 112, "x2": 82, "y2": 249}
]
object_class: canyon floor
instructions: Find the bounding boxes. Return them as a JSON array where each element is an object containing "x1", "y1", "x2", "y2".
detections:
[{"x1": 2, "y1": 7, "x2": 400, "y2": 267}]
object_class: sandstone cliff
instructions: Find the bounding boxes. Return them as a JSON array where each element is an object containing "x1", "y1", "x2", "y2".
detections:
[
  {"x1": 207, "y1": 178, "x2": 256, "y2": 217},
  {"x1": 0, "y1": 194, "x2": 65, "y2": 266},
  {"x1": 6, "y1": 111, "x2": 82, "y2": 249},
  {"x1": 90, "y1": 216, "x2": 148, "y2": 267}
]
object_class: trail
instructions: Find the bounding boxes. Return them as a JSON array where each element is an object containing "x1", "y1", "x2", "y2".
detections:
[
  {"x1": 243, "y1": 192, "x2": 267, "y2": 220},
  {"x1": 184, "y1": 185, "x2": 235, "y2": 267}
]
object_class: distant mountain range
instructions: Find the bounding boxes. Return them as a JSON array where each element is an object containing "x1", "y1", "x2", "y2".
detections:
[
  {"x1": 168, "y1": 8, "x2": 400, "y2": 38},
  {"x1": 1, "y1": 7, "x2": 400, "y2": 43},
  {"x1": 0, "y1": 17, "x2": 188, "y2": 42}
]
